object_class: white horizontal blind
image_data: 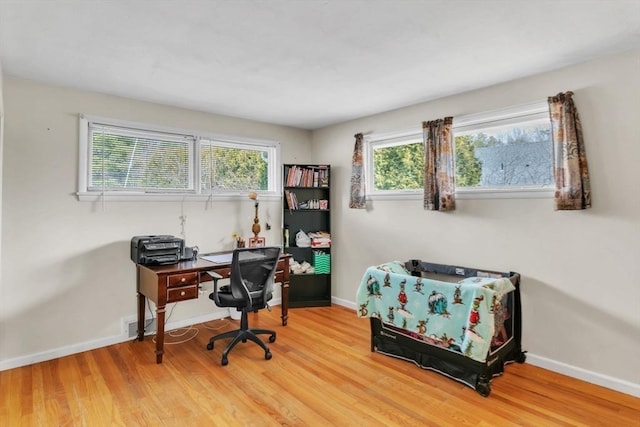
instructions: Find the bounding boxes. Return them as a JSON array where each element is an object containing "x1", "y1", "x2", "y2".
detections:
[
  {"x1": 88, "y1": 122, "x2": 195, "y2": 192},
  {"x1": 78, "y1": 115, "x2": 281, "y2": 201}
]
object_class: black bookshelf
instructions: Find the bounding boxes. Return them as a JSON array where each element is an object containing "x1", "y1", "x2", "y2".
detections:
[{"x1": 283, "y1": 164, "x2": 331, "y2": 307}]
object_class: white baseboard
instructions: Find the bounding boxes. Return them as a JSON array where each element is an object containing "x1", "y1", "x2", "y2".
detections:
[
  {"x1": 330, "y1": 298, "x2": 640, "y2": 398},
  {"x1": 0, "y1": 296, "x2": 287, "y2": 372},
  {"x1": 525, "y1": 353, "x2": 640, "y2": 398},
  {"x1": 0, "y1": 333, "x2": 127, "y2": 372},
  {"x1": 332, "y1": 296, "x2": 356, "y2": 310},
  {"x1": 3, "y1": 297, "x2": 638, "y2": 398},
  {"x1": 0, "y1": 308, "x2": 234, "y2": 372}
]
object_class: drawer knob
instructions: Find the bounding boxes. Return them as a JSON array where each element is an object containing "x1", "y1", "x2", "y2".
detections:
[
  {"x1": 181, "y1": 278, "x2": 186, "y2": 283},
  {"x1": 181, "y1": 291, "x2": 186, "y2": 296}
]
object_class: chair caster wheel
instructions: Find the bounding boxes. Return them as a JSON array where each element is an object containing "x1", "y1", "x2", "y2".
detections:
[
  {"x1": 269, "y1": 335, "x2": 276, "y2": 343},
  {"x1": 206, "y1": 342, "x2": 214, "y2": 351},
  {"x1": 221, "y1": 357, "x2": 228, "y2": 366},
  {"x1": 265, "y1": 351, "x2": 272, "y2": 360}
]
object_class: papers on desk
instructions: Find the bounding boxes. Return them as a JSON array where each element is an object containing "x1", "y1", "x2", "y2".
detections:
[
  {"x1": 201, "y1": 251, "x2": 269, "y2": 264},
  {"x1": 201, "y1": 253, "x2": 233, "y2": 264},
  {"x1": 238, "y1": 251, "x2": 268, "y2": 261}
]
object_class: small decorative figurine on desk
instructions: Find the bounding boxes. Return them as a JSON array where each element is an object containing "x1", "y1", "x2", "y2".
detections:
[{"x1": 232, "y1": 232, "x2": 245, "y2": 248}]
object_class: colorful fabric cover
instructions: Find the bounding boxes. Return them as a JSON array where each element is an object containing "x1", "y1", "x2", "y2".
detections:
[{"x1": 356, "y1": 262, "x2": 515, "y2": 362}]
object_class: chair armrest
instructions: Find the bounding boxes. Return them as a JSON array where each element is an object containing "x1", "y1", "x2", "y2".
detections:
[
  {"x1": 206, "y1": 271, "x2": 223, "y2": 281},
  {"x1": 206, "y1": 271, "x2": 225, "y2": 306}
]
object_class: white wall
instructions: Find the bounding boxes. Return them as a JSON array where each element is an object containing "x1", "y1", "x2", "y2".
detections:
[
  {"x1": 0, "y1": 61, "x2": 5, "y2": 358},
  {"x1": 311, "y1": 50, "x2": 640, "y2": 394},
  {"x1": 0, "y1": 77, "x2": 312, "y2": 366}
]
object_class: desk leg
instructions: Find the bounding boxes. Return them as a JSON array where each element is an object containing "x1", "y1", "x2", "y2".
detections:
[
  {"x1": 137, "y1": 292, "x2": 145, "y2": 341},
  {"x1": 155, "y1": 305, "x2": 166, "y2": 363},
  {"x1": 281, "y1": 281, "x2": 289, "y2": 326}
]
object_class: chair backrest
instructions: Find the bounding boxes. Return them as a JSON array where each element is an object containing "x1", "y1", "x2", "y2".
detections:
[{"x1": 229, "y1": 246, "x2": 282, "y2": 308}]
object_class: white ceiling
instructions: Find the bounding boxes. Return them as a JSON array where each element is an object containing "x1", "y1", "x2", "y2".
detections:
[{"x1": 1, "y1": 0, "x2": 639, "y2": 130}]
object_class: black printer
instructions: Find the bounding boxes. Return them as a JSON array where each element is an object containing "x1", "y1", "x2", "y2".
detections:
[{"x1": 131, "y1": 235, "x2": 184, "y2": 265}]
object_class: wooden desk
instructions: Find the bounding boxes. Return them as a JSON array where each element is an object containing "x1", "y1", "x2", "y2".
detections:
[{"x1": 136, "y1": 252, "x2": 291, "y2": 363}]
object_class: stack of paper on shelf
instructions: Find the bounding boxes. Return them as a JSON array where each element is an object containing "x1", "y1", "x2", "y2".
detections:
[{"x1": 308, "y1": 231, "x2": 331, "y2": 248}]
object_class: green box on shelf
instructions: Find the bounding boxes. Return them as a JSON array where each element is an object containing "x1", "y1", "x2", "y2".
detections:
[{"x1": 313, "y1": 251, "x2": 331, "y2": 274}]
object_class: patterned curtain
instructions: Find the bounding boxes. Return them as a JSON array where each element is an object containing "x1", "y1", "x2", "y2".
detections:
[
  {"x1": 349, "y1": 132, "x2": 366, "y2": 209},
  {"x1": 548, "y1": 91, "x2": 592, "y2": 210},
  {"x1": 423, "y1": 117, "x2": 455, "y2": 211}
]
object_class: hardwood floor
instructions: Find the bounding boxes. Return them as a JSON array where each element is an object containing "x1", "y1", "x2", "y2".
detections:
[{"x1": 1, "y1": 305, "x2": 638, "y2": 426}]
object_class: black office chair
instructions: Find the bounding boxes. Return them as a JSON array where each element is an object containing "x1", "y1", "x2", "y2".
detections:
[{"x1": 206, "y1": 246, "x2": 282, "y2": 365}]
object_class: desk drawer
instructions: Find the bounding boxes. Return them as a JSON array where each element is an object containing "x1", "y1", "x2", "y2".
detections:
[
  {"x1": 167, "y1": 272, "x2": 198, "y2": 287},
  {"x1": 167, "y1": 285, "x2": 198, "y2": 303},
  {"x1": 274, "y1": 269, "x2": 285, "y2": 283}
]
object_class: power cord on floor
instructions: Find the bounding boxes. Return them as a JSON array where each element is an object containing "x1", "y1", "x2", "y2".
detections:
[
  {"x1": 150, "y1": 303, "x2": 198, "y2": 345},
  {"x1": 154, "y1": 325, "x2": 200, "y2": 345},
  {"x1": 137, "y1": 298, "x2": 231, "y2": 345},
  {"x1": 151, "y1": 318, "x2": 231, "y2": 344},
  {"x1": 201, "y1": 318, "x2": 231, "y2": 331}
]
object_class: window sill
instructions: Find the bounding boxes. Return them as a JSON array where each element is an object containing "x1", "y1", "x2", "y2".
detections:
[
  {"x1": 76, "y1": 192, "x2": 282, "y2": 202},
  {"x1": 367, "y1": 187, "x2": 553, "y2": 201},
  {"x1": 456, "y1": 187, "x2": 554, "y2": 199}
]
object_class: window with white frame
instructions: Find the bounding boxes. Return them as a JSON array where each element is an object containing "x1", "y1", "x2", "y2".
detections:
[
  {"x1": 366, "y1": 131, "x2": 424, "y2": 197},
  {"x1": 200, "y1": 139, "x2": 271, "y2": 193},
  {"x1": 454, "y1": 101, "x2": 552, "y2": 191},
  {"x1": 78, "y1": 115, "x2": 280, "y2": 200},
  {"x1": 365, "y1": 101, "x2": 553, "y2": 199}
]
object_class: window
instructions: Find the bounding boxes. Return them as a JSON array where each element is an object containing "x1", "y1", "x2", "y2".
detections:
[
  {"x1": 78, "y1": 115, "x2": 280, "y2": 201},
  {"x1": 200, "y1": 139, "x2": 270, "y2": 193},
  {"x1": 88, "y1": 123, "x2": 195, "y2": 193},
  {"x1": 366, "y1": 131, "x2": 424, "y2": 197},
  {"x1": 365, "y1": 101, "x2": 553, "y2": 199},
  {"x1": 454, "y1": 102, "x2": 552, "y2": 193}
]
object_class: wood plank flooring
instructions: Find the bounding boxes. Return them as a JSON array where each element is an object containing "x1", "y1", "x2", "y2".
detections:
[{"x1": 1, "y1": 305, "x2": 638, "y2": 426}]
